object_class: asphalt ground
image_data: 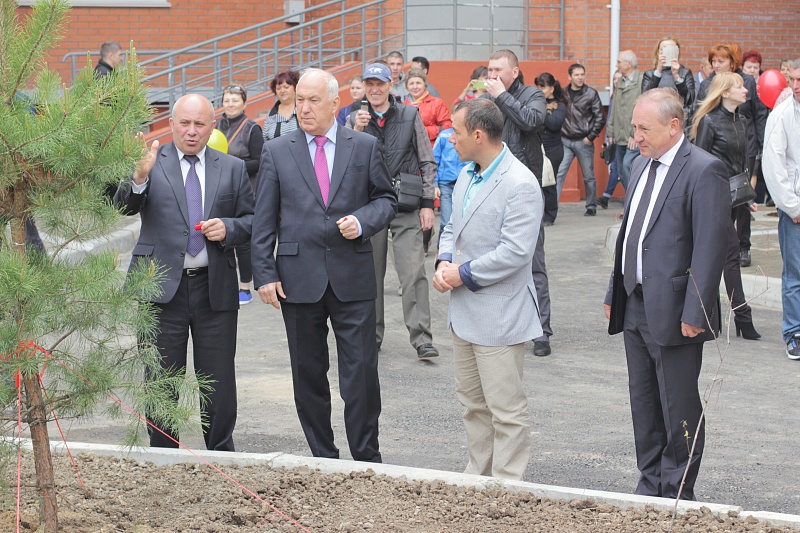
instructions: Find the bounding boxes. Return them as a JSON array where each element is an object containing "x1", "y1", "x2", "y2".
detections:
[{"x1": 48, "y1": 200, "x2": 800, "y2": 516}]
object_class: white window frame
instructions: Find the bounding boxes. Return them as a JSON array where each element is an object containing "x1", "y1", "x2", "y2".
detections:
[{"x1": 18, "y1": 1, "x2": 170, "y2": 6}]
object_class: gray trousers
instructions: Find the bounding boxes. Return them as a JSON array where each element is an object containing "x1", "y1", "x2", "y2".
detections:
[
  {"x1": 373, "y1": 209, "x2": 433, "y2": 349},
  {"x1": 556, "y1": 137, "x2": 597, "y2": 208},
  {"x1": 533, "y1": 223, "x2": 552, "y2": 341}
]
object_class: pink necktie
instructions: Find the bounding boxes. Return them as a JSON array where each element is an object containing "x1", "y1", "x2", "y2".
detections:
[{"x1": 314, "y1": 136, "x2": 330, "y2": 205}]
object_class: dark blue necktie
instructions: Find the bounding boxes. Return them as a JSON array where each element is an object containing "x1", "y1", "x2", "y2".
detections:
[
  {"x1": 184, "y1": 155, "x2": 204, "y2": 257},
  {"x1": 623, "y1": 160, "x2": 660, "y2": 295}
]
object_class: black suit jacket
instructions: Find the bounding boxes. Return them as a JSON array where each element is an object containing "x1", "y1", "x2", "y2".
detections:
[
  {"x1": 115, "y1": 143, "x2": 254, "y2": 311},
  {"x1": 251, "y1": 126, "x2": 396, "y2": 303},
  {"x1": 605, "y1": 138, "x2": 729, "y2": 346}
]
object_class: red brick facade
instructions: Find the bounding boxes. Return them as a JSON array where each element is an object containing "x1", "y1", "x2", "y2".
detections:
[
  {"x1": 17, "y1": 1, "x2": 799, "y2": 87},
  {"x1": 555, "y1": 0, "x2": 799, "y2": 88}
]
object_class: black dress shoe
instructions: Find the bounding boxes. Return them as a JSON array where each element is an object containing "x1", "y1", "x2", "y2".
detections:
[
  {"x1": 740, "y1": 249, "x2": 751, "y2": 267},
  {"x1": 596, "y1": 196, "x2": 609, "y2": 209},
  {"x1": 542, "y1": 220, "x2": 554, "y2": 227},
  {"x1": 584, "y1": 208, "x2": 596, "y2": 216},
  {"x1": 533, "y1": 340, "x2": 551, "y2": 356},
  {"x1": 417, "y1": 343, "x2": 439, "y2": 358}
]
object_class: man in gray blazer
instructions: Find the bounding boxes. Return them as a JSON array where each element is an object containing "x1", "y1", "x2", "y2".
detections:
[
  {"x1": 252, "y1": 69, "x2": 396, "y2": 462},
  {"x1": 115, "y1": 94, "x2": 254, "y2": 450},
  {"x1": 604, "y1": 89, "x2": 729, "y2": 500},
  {"x1": 434, "y1": 99, "x2": 542, "y2": 480}
]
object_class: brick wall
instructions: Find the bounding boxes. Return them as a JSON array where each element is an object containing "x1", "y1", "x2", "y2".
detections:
[
  {"x1": 17, "y1": 0, "x2": 799, "y2": 86},
  {"x1": 541, "y1": 0, "x2": 800, "y2": 90},
  {"x1": 16, "y1": 0, "x2": 285, "y2": 83}
]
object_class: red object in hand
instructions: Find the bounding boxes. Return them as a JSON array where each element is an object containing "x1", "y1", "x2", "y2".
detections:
[
  {"x1": 194, "y1": 223, "x2": 203, "y2": 230},
  {"x1": 434, "y1": 197, "x2": 441, "y2": 209}
]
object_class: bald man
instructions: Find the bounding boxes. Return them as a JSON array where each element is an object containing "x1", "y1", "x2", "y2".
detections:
[{"x1": 115, "y1": 94, "x2": 254, "y2": 451}]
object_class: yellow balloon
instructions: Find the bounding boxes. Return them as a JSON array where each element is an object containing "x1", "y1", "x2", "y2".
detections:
[{"x1": 207, "y1": 129, "x2": 229, "y2": 153}]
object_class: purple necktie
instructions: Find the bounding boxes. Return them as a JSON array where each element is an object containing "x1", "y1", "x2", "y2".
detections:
[
  {"x1": 314, "y1": 136, "x2": 330, "y2": 205},
  {"x1": 184, "y1": 154, "x2": 204, "y2": 257}
]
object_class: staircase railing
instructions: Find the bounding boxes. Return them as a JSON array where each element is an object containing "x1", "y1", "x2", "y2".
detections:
[{"x1": 62, "y1": 0, "x2": 400, "y2": 128}]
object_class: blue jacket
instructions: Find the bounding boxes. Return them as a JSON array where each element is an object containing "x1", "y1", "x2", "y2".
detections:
[{"x1": 433, "y1": 128, "x2": 467, "y2": 186}]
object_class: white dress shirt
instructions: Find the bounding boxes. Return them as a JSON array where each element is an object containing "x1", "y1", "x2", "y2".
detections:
[{"x1": 622, "y1": 135, "x2": 684, "y2": 284}]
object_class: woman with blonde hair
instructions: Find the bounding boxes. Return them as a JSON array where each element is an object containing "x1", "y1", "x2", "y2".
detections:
[
  {"x1": 696, "y1": 42, "x2": 767, "y2": 268},
  {"x1": 691, "y1": 72, "x2": 760, "y2": 340}
]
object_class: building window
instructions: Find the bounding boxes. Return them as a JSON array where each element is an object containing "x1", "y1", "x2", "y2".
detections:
[{"x1": 17, "y1": 0, "x2": 170, "y2": 6}]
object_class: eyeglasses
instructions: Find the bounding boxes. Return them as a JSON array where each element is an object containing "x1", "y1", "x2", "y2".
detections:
[{"x1": 223, "y1": 85, "x2": 246, "y2": 95}]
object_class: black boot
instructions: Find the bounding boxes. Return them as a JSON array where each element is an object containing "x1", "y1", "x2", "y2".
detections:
[{"x1": 734, "y1": 318, "x2": 761, "y2": 340}]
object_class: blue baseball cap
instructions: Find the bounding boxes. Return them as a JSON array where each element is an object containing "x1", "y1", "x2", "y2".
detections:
[{"x1": 362, "y1": 63, "x2": 392, "y2": 82}]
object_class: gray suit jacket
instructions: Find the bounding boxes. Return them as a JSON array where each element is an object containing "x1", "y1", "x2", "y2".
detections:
[
  {"x1": 438, "y1": 149, "x2": 543, "y2": 346},
  {"x1": 115, "y1": 142, "x2": 254, "y2": 311},
  {"x1": 605, "y1": 138, "x2": 729, "y2": 345}
]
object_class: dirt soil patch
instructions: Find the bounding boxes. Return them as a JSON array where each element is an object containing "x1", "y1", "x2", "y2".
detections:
[{"x1": 1, "y1": 453, "x2": 794, "y2": 532}]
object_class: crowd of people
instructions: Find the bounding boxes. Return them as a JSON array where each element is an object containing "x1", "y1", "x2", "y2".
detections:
[{"x1": 110, "y1": 42, "x2": 800, "y2": 501}]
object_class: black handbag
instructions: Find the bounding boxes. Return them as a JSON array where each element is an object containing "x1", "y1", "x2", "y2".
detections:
[
  {"x1": 601, "y1": 142, "x2": 616, "y2": 165},
  {"x1": 394, "y1": 172, "x2": 423, "y2": 212},
  {"x1": 730, "y1": 170, "x2": 756, "y2": 208}
]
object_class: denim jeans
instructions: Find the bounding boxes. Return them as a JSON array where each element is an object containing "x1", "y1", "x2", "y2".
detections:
[
  {"x1": 437, "y1": 181, "x2": 455, "y2": 249},
  {"x1": 615, "y1": 144, "x2": 639, "y2": 191},
  {"x1": 778, "y1": 210, "x2": 800, "y2": 342},
  {"x1": 556, "y1": 138, "x2": 596, "y2": 208},
  {"x1": 603, "y1": 154, "x2": 620, "y2": 198}
]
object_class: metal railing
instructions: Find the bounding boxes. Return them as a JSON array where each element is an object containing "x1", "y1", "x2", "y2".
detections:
[{"x1": 62, "y1": 0, "x2": 399, "y2": 128}]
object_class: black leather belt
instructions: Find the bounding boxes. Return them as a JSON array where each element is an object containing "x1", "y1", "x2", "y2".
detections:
[
  {"x1": 183, "y1": 266, "x2": 208, "y2": 277},
  {"x1": 633, "y1": 283, "x2": 643, "y2": 296}
]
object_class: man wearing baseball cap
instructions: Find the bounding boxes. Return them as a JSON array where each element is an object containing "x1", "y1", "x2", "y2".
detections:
[{"x1": 347, "y1": 62, "x2": 440, "y2": 359}]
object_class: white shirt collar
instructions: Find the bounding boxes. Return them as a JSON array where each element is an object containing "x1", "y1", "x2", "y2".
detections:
[
  {"x1": 304, "y1": 122, "x2": 338, "y2": 145},
  {"x1": 175, "y1": 145, "x2": 207, "y2": 164},
  {"x1": 652, "y1": 134, "x2": 684, "y2": 168}
]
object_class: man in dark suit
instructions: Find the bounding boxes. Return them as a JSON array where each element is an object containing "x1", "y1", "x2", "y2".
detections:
[
  {"x1": 115, "y1": 94, "x2": 254, "y2": 451},
  {"x1": 603, "y1": 89, "x2": 729, "y2": 500},
  {"x1": 252, "y1": 69, "x2": 396, "y2": 462}
]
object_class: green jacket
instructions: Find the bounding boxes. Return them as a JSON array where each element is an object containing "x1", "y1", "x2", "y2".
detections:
[{"x1": 607, "y1": 69, "x2": 642, "y2": 145}]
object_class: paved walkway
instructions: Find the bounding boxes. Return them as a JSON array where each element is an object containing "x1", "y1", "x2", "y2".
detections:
[{"x1": 45, "y1": 201, "x2": 800, "y2": 517}]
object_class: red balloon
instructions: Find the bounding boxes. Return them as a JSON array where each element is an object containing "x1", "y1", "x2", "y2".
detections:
[{"x1": 757, "y1": 69, "x2": 788, "y2": 109}]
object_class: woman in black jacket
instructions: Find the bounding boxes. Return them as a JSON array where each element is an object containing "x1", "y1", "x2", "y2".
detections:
[
  {"x1": 691, "y1": 72, "x2": 760, "y2": 340},
  {"x1": 697, "y1": 43, "x2": 769, "y2": 267},
  {"x1": 535, "y1": 72, "x2": 568, "y2": 226},
  {"x1": 641, "y1": 36, "x2": 695, "y2": 127}
]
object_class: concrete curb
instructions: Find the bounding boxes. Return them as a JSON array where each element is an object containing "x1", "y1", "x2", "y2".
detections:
[
  {"x1": 19, "y1": 439, "x2": 800, "y2": 530},
  {"x1": 605, "y1": 224, "x2": 783, "y2": 311},
  {"x1": 41, "y1": 216, "x2": 141, "y2": 263}
]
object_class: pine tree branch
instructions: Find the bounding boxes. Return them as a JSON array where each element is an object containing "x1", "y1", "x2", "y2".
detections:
[
  {"x1": 47, "y1": 328, "x2": 77, "y2": 354},
  {"x1": 9, "y1": 2, "x2": 65, "y2": 99},
  {"x1": 99, "y1": 91, "x2": 135, "y2": 153},
  {"x1": 8, "y1": 110, "x2": 68, "y2": 153}
]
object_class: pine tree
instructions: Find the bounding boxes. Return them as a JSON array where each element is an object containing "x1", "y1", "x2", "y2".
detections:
[{"x1": 1, "y1": 1, "x2": 206, "y2": 530}]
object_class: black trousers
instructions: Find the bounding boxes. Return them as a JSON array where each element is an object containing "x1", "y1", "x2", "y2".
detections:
[
  {"x1": 543, "y1": 145, "x2": 563, "y2": 224},
  {"x1": 281, "y1": 284, "x2": 382, "y2": 462},
  {"x1": 148, "y1": 271, "x2": 238, "y2": 451},
  {"x1": 723, "y1": 220, "x2": 753, "y2": 323},
  {"x1": 624, "y1": 290, "x2": 704, "y2": 500},
  {"x1": 732, "y1": 204, "x2": 751, "y2": 252}
]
